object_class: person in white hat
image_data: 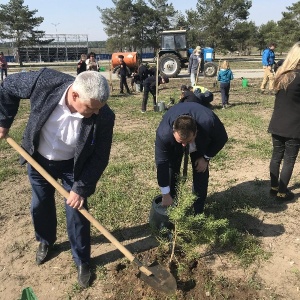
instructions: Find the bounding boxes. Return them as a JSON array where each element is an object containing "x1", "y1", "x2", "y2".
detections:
[{"x1": 188, "y1": 46, "x2": 203, "y2": 86}]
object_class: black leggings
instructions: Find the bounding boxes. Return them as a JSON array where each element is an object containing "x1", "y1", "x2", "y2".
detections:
[{"x1": 270, "y1": 134, "x2": 300, "y2": 193}]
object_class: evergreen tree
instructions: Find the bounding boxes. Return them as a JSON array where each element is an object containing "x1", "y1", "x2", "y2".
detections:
[
  {"x1": 186, "y1": 0, "x2": 252, "y2": 50},
  {"x1": 277, "y1": 2, "x2": 300, "y2": 51},
  {"x1": 0, "y1": 0, "x2": 45, "y2": 66},
  {"x1": 98, "y1": 0, "x2": 176, "y2": 53},
  {"x1": 257, "y1": 21, "x2": 279, "y2": 53}
]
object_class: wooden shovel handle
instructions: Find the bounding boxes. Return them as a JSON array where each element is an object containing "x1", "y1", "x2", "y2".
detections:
[{"x1": 6, "y1": 136, "x2": 152, "y2": 276}]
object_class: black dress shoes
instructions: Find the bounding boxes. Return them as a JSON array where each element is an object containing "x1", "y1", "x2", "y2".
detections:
[
  {"x1": 77, "y1": 263, "x2": 91, "y2": 288},
  {"x1": 36, "y1": 243, "x2": 51, "y2": 265}
]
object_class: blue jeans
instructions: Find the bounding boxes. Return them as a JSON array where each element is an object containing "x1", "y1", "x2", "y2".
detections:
[
  {"x1": 190, "y1": 72, "x2": 197, "y2": 86},
  {"x1": 27, "y1": 152, "x2": 90, "y2": 266},
  {"x1": 168, "y1": 146, "x2": 209, "y2": 214},
  {"x1": 270, "y1": 134, "x2": 300, "y2": 193}
]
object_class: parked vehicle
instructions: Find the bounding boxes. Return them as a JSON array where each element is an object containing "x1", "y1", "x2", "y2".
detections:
[{"x1": 157, "y1": 30, "x2": 218, "y2": 78}]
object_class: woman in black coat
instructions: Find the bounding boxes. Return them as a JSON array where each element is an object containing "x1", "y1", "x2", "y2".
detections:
[{"x1": 268, "y1": 41, "x2": 300, "y2": 201}]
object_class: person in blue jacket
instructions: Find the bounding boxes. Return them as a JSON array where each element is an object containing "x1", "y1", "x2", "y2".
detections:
[
  {"x1": 217, "y1": 60, "x2": 234, "y2": 109},
  {"x1": 260, "y1": 43, "x2": 276, "y2": 94},
  {"x1": 155, "y1": 102, "x2": 228, "y2": 214}
]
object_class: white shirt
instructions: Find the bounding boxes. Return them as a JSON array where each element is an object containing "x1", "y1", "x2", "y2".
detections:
[{"x1": 38, "y1": 86, "x2": 84, "y2": 160}]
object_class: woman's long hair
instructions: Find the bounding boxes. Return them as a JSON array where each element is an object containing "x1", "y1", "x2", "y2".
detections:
[{"x1": 274, "y1": 42, "x2": 300, "y2": 91}]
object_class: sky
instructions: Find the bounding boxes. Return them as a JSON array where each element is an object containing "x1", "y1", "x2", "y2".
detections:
[{"x1": 2, "y1": 0, "x2": 296, "y2": 41}]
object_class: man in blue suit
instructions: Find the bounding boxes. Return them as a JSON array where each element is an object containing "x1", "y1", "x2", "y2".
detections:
[
  {"x1": 0, "y1": 69, "x2": 115, "y2": 288},
  {"x1": 155, "y1": 102, "x2": 228, "y2": 214}
]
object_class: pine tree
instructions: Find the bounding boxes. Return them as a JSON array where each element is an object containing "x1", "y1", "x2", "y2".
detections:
[{"x1": 0, "y1": 0, "x2": 45, "y2": 66}]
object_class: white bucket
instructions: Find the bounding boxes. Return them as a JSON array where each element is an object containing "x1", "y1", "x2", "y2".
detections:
[
  {"x1": 158, "y1": 101, "x2": 166, "y2": 112},
  {"x1": 135, "y1": 83, "x2": 141, "y2": 92}
]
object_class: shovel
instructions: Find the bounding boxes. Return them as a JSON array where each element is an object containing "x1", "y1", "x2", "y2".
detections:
[{"x1": 6, "y1": 136, "x2": 177, "y2": 295}]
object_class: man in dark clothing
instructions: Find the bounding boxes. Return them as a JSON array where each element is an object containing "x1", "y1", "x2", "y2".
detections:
[
  {"x1": 0, "y1": 69, "x2": 115, "y2": 288},
  {"x1": 179, "y1": 85, "x2": 213, "y2": 108},
  {"x1": 147, "y1": 66, "x2": 157, "y2": 77},
  {"x1": 141, "y1": 75, "x2": 169, "y2": 112},
  {"x1": 155, "y1": 102, "x2": 228, "y2": 214},
  {"x1": 179, "y1": 85, "x2": 201, "y2": 103},
  {"x1": 138, "y1": 63, "x2": 149, "y2": 92},
  {"x1": 118, "y1": 55, "x2": 131, "y2": 94}
]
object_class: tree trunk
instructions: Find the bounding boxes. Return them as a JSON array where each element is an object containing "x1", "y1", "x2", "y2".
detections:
[{"x1": 17, "y1": 48, "x2": 23, "y2": 67}]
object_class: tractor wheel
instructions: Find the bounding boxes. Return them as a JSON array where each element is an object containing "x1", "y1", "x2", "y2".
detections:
[
  {"x1": 159, "y1": 54, "x2": 181, "y2": 78},
  {"x1": 203, "y1": 62, "x2": 218, "y2": 77}
]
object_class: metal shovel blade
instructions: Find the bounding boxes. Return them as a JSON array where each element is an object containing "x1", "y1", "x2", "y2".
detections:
[{"x1": 138, "y1": 261, "x2": 177, "y2": 295}]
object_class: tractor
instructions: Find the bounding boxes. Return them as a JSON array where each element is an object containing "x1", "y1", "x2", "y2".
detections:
[{"x1": 157, "y1": 29, "x2": 218, "y2": 78}]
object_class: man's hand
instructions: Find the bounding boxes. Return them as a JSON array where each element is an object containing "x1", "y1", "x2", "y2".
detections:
[
  {"x1": 0, "y1": 127, "x2": 9, "y2": 139},
  {"x1": 66, "y1": 190, "x2": 85, "y2": 209},
  {"x1": 194, "y1": 157, "x2": 209, "y2": 173},
  {"x1": 161, "y1": 193, "x2": 173, "y2": 207}
]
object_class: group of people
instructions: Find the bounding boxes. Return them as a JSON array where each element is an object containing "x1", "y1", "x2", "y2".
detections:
[
  {"x1": 0, "y1": 61, "x2": 227, "y2": 288},
  {"x1": 188, "y1": 45, "x2": 234, "y2": 109},
  {"x1": 77, "y1": 52, "x2": 100, "y2": 74},
  {"x1": 0, "y1": 40, "x2": 299, "y2": 290},
  {"x1": 115, "y1": 55, "x2": 170, "y2": 112},
  {"x1": 130, "y1": 62, "x2": 156, "y2": 92}
]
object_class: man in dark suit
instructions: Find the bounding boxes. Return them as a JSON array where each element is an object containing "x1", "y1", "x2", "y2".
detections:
[
  {"x1": 155, "y1": 102, "x2": 228, "y2": 214},
  {"x1": 0, "y1": 68, "x2": 115, "y2": 288},
  {"x1": 117, "y1": 54, "x2": 131, "y2": 94},
  {"x1": 138, "y1": 63, "x2": 149, "y2": 92},
  {"x1": 141, "y1": 75, "x2": 169, "y2": 112}
]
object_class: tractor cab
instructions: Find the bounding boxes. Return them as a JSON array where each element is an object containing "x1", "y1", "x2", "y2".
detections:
[{"x1": 161, "y1": 30, "x2": 187, "y2": 51}]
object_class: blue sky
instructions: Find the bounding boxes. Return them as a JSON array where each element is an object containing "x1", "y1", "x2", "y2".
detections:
[{"x1": 2, "y1": 0, "x2": 296, "y2": 41}]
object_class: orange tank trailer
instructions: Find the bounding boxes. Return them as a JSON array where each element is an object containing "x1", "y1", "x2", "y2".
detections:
[{"x1": 111, "y1": 52, "x2": 141, "y2": 74}]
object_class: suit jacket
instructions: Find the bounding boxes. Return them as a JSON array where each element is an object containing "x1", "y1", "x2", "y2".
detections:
[
  {"x1": 155, "y1": 102, "x2": 228, "y2": 187},
  {"x1": 0, "y1": 68, "x2": 115, "y2": 198}
]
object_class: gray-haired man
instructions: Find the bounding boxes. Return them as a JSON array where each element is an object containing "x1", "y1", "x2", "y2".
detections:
[{"x1": 0, "y1": 69, "x2": 115, "y2": 288}]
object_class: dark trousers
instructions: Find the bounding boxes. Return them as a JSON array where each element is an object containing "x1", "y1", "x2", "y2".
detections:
[
  {"x1": 27, "y1": 153, "x2": 91, "y2": 266},
  {"x1": 1, "y1": 68, "x2": 7, "y2": 81},
  {"x1": 169, "y1": 148, "x2": 209, "y2": 214},
  {"x1": 142, "y1": 87, "x2": 156, "y2": 111},
  {"x1": 220, "y1": 82, "x2": 230, "y2": 105},
  {"x1": 139, "y1": 76, "x2": 148, "y2": 92},
  {"x1": 270, "y1": 134, "x2": 300, "y2": 193},
  {"x1": 120, "y1": 75, "x2": 130, "y2": 93}
]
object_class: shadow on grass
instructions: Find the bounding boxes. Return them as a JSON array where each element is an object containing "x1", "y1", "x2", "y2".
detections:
[
  {"x1": 206, "y1": 179, "x2": 300, "y2": 239},
  {"x1": 91, "y1": 223, "x2": 158, "y2": 265},
  {"x1": 211, "y1": 101, "x2": 261, "y2": 110}
]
